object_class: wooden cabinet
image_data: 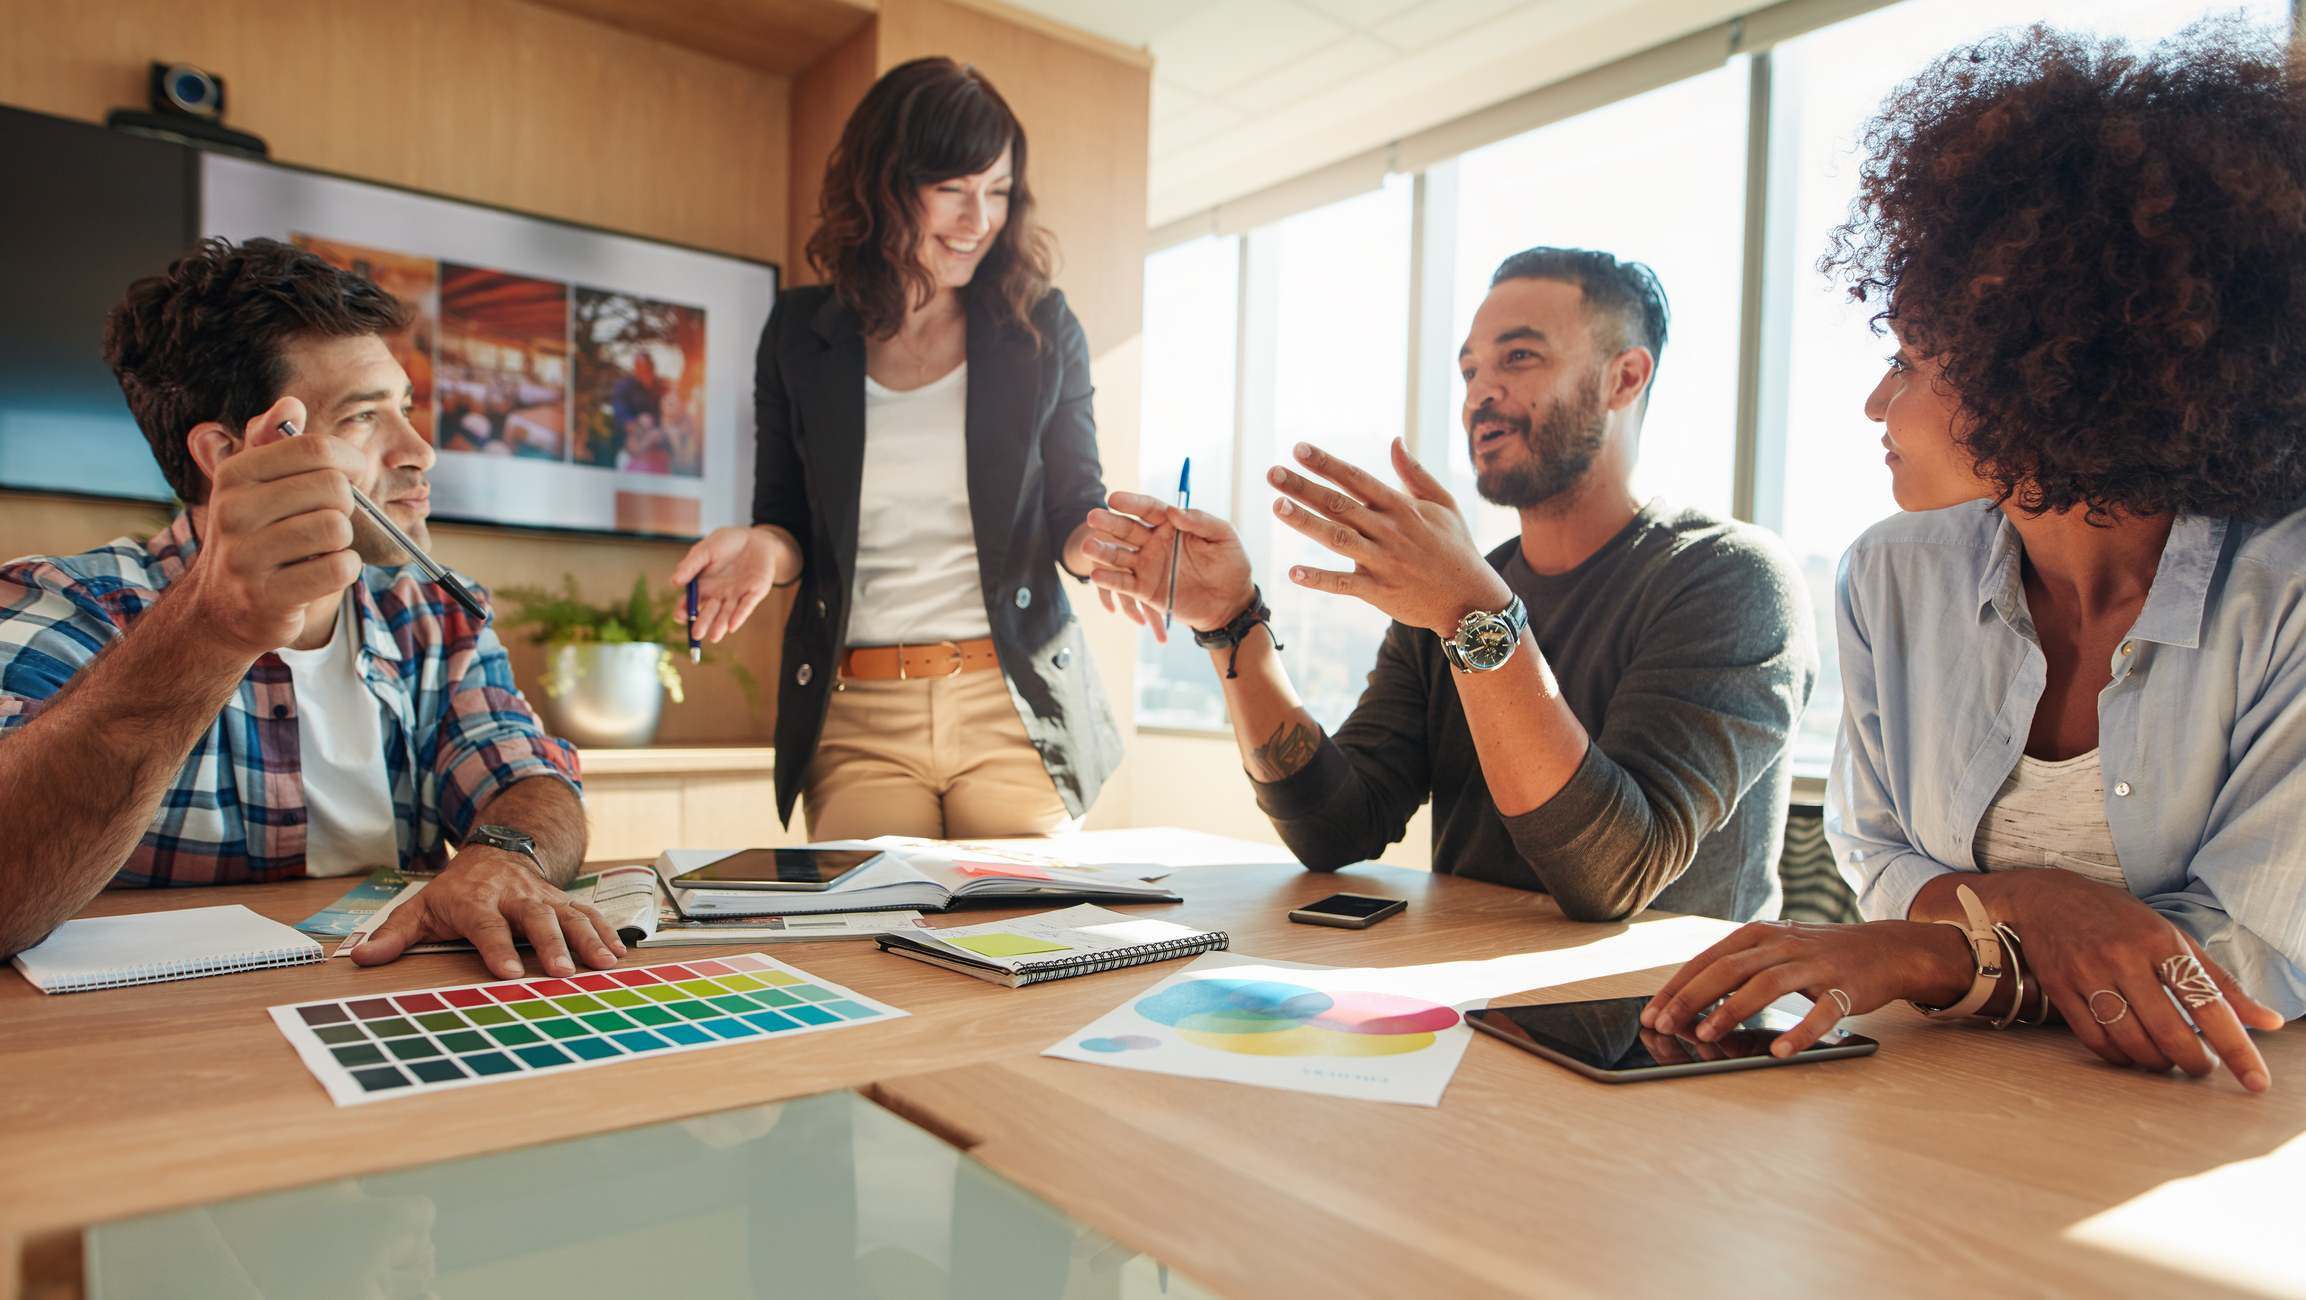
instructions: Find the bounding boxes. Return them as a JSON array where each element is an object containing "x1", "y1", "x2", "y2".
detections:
[{"x1": 576, "y1": 746, "x2": 809, "y2": 861}]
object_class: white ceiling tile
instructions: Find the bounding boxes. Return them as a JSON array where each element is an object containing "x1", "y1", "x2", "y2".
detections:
[
  {"x1": 1151, "y1": 100, "x2": 1255, "y2": 158},
  {"x1": 999, "y1": 0, "x2": 1230, "y2": 48},
  {"x1": 1220, "y1": 35, "x2": 1399, "y2": 115},
  {"x1": 1150, "y1": 0, "x2": 1352, "y2": 97},
  {"x1": 1148, "y1": 0, "x2": 1746, "y2": 224},
  {"x1": 1293, "y1": 0, "x2": 1428, "y2": 28},
  {"x1": 1152, "y1": 78, "x2": 1209, "y2": 126},
  {"x1": 1373, "y1": 0, "x2": 1536, "y2": 51}
]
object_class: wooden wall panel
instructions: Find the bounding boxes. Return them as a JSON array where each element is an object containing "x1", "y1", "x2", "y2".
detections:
[
  {"x1": 786, "y1": 20, "x2": 880, "y2": 287},
  {"x1": 0, "y1": 0, "x2": 790, "y2": 264}
]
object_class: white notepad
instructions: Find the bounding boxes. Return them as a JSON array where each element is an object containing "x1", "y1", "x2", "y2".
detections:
[{"x1": 11, "y1": 905, "x2": 325, "y2": 993}]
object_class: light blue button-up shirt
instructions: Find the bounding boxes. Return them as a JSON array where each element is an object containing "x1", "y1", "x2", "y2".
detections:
[{"x1": 1828, "y1": 500, "x2": 2306, "y2": 1019}]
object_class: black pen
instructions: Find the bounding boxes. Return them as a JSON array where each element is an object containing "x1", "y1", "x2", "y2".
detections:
[{"x1": 276, "y1": 419, "x2": 490, "y2": 624}]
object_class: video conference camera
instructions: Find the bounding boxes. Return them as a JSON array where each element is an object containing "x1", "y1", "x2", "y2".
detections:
[{"x1": 107, "y1": 59, "x2": 268, "y2": 159}]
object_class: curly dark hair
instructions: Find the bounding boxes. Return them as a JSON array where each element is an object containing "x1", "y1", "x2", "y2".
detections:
[
  {"x1": 807, "y1": 57, "x2": 1056, "y2": 344},
  {"x1": 103, "y1": 236, "x2": 409, "y2": 503},
  {"x1": 1824, "y1": 20, "x2": 2306, "y2": 521}
]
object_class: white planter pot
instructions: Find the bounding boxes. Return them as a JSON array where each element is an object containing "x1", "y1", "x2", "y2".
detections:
[{"x1": 539, "y1": 643, "x2": 666, "y2": 748}]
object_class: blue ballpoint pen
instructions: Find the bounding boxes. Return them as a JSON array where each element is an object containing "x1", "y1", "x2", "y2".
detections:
[
  {"x1": 687, "y1": 577, "x2": 701, "y2": 663},
  {"x1": 1164, "y1": 458, "x2": 1190, "y2": 630}
]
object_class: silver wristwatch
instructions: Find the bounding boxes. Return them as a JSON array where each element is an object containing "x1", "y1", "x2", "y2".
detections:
[
  {"x1": 467, "y1": 823, "x2": 548, "y2": 877},
  {"x1": 1439, "y1": 595, "x2": 1529, "y2": 673}
]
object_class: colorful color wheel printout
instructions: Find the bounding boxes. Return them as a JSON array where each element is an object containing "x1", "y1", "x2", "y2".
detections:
[{"x1": 1134, "y1": 978, "x2": 1459, "y2": 1057}]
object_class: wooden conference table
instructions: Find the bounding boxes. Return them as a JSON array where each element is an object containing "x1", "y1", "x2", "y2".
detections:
[{"x1": 3, "y1": 844, "x2": 2300, "y2": 1299}]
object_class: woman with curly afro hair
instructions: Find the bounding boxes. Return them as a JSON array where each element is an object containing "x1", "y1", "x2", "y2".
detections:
[{"x1": 1646, "y1": 19, "x2": 2306, "y2": 1091}]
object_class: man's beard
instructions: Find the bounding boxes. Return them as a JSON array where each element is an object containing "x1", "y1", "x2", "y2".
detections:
[
  {"x1": 347, "y1": 473, "x2": 428, "y2": 566},
  {"x1": 1473, "y1": 373, "x2": 1608, "y2": 511}
]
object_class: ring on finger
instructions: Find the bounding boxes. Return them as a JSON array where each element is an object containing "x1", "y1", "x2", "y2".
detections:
[
  {"x1": 2087, "y1": 988, "x2": 2130, "y2": 1026},
  {"x1": 2156, "y1": 953, "x2": 2220, "y2": 1011},
  {"x1": 1825, "y1": 988, "x2": 1852, "y2": 1021}
]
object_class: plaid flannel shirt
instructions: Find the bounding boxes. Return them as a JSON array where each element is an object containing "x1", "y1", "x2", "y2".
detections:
[{"x1": 0, "y1": 513, "x2": 580, "y2": 886}]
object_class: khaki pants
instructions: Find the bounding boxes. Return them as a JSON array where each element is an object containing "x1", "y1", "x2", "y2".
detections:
[{"x1": 802, "y1": 669, "x2": 1075, "y2": 841}]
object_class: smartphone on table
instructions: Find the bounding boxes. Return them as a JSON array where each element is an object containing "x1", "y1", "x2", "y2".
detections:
[
  {"x1": 1288, "y1": 893, "x2": 1407, "y2": 929},
  {"x1": 670, "y1": 848, "x2": 884, "y2": 892},
  {"x1": 1465, "y1": 995, "x2": 1878, "y2": 1083}
]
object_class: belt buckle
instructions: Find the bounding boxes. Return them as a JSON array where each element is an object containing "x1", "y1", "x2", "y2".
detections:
[{"x1": 894, "y1": 641, "x2": 966, "y2": 680}]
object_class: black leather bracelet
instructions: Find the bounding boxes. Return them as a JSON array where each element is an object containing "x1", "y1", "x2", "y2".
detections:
[{"x1": 1191, "y1": 586, "x2": 1283, "y2": 679}]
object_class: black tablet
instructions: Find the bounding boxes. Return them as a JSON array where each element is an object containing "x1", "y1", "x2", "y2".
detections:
[
  {"x1": 670, "y1": 848, "x2": 884, "y2": 891},
  {"x1": 1465, "y1": 995, "x2": 1877, "y2": 1083}
]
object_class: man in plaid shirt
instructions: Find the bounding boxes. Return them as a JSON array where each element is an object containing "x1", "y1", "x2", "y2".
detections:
[{"x1": 0, "y1": 238, "x2": 623, "y2": 981}]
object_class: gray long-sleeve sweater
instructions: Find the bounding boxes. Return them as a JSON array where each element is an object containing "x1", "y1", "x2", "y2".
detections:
[{"x1": 1254, "y1": 504, "x2": 1817, "y2": 922}]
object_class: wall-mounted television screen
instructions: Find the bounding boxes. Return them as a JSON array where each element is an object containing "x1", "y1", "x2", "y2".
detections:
[{"x1": 0, "y1": 104, "x2": 777, "y2": 540}]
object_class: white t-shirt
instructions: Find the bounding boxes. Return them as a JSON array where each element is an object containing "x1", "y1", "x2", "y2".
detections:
[
  {"x1": 1971, "y1": 748, "x2": 2127, "y2": 888},
  {"x1": 846, "y1": 362, "x2": 993, "y2": 646},
  {"x1": 274, "y1": 598, "x2": 402, "y2": 878}
]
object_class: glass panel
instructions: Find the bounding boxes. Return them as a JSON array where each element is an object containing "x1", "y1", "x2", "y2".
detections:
[
  {"x1": 1449, "y1": 65, "x2": 1750, "y2": 551},
  {"x1": 86, "y1": 1090, "x2": 1222, "y2": 1300},
  {"x1": 1772, "y1": 0, "x2": 2292, "y2": 776},
  {"x1": 1260, "y1": 176, "x2": 1415, "y2": 731},
  {"x1": 1136, "y1": 234, "x2": 1240, "y2": 732}
]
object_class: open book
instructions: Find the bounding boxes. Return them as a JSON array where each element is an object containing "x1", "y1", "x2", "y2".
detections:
[
  {"x1": 657, "y1": 838, "x2": 1181, "y2": 918},
  {"x1": 876, "y1": 904, "x2": 1226, "y2": 987}
]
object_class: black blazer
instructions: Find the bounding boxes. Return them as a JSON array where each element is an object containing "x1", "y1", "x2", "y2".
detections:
[{"x1": 754, "y1": 284, "x2": 1123, "y2": 825}]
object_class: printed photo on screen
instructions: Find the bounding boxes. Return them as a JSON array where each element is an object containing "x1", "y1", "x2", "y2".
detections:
[
  {"x1": 572, "y1": 287, "x2": 706, "y2": 478},
  {"x1": 437, "y1": 264, "x2": 568, "y2": 462}
]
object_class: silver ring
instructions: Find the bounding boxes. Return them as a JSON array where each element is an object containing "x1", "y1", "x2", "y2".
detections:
[
  {"x1": 1825, "y1": 988, "x2": 1852, "y2": 1020},
  {"x1": 2157, "y1": 954, "x2": 2220, "y2": 1011},
  {"x1": 2087, "y1": 988, "x2": 2130, "y2": 1026}
]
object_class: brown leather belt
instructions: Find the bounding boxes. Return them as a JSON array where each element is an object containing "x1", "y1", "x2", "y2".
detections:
[{"x1": 840, "y1": 637, "x2": 1001, "y2": 680}]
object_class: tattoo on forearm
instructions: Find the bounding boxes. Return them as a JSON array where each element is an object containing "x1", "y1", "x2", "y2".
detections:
[{"x1": 1250, "y1": 720, "x2": 1323, "y2": 783}]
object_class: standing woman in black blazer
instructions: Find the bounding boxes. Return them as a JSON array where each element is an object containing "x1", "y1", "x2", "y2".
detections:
[{"x1": 673, "y1": 57, "x2": 1142, "y2": 839}]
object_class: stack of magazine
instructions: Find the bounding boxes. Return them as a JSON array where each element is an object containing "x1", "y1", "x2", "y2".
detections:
[{"x1": 655, "y1": 838, "x2": 1180, "y2": 919}]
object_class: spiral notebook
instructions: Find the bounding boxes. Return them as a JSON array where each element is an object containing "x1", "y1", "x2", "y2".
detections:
[
  {"x1": 874, "y1": 904, "x2": 1227, "y2": 988},
  {"x1": 11, "y1": 905, "x2": 325, "y2": 994}
]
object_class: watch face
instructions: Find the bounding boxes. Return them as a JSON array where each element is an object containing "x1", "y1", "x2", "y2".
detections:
[
  {"x1": 472, "y1": 824, "x2": 533, "y2": 850},
  {"x1": 1458, "y1": 615, "x2": 1516, "y2": 670}
]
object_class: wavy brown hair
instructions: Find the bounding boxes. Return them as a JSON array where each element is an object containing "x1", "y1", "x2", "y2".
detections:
[
  {"x1": 1825, "y1": 21, "x2": 2306, "y2": 521},
  {"x1": 808, "y1": 58, "x2": 1056, "y2": 344}
]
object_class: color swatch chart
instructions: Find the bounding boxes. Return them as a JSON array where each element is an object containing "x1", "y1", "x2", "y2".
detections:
[{"x1": 268, "y1": 953, "x2": 908, "y2": 1107}]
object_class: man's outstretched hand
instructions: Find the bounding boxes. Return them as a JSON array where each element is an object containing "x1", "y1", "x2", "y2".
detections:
[
  {"x1": 1081, "y1": 493, "x2": 1257, "y2": 641},
  {"x1": 1268, "y1": 438, "x2": 1511, "y2": 635},
  {"x1": 347, "y1": 849, "x2": 624, "y2": 979}
]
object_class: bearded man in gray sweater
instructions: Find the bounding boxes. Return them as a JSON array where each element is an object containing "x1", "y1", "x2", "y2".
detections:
[{"x1": 1085, "y1": 248, "x2": 1815, "y2": 922}]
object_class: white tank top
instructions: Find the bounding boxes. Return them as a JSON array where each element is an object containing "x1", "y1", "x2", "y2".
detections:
[
  {"x1": 846, "y1": 362, "x2": 993, "y2": 646},
  {"x1": 1971, "y1": 748, "x2": 2127, "y2": 888}
]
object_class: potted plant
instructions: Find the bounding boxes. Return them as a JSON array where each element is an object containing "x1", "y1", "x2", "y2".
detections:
[{"x1": 497, "y1": 574, "x2": 755, "y2": 747}]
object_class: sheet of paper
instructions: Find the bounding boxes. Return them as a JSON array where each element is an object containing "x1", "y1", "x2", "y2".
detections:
[
  {"x1": 1043, "y1": 917, "x2": 1742, "y2": 1108},
  {"x1": 1045, "y1": 952, "x2": 1474, "y2": 1107},
  {"x1": 269, "y1": 953, "x2": 908, "y2": 1107}
]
